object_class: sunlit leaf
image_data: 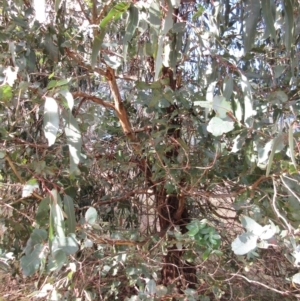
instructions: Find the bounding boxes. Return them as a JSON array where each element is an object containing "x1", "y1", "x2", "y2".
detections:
[
  {"x1": 289, "y1": 122, "x2": 297, "y2": 170},
  {"x1": 207, "y1": 117, "x2": 234, "y2": 136},
  {"x1": 240, "y1": 74, "x2": 254, "y2": 127},
  {"x1": 292, "y1": 273, "x2": 300, "y2": 285},
  {"x1": 3, "y1": 66, "x2": 18, "y2": 86},
  {"x1": 63, "y1": 111, "x2": 82, "y2": 175},
  {"x1": 231, "y1": 232, "x2": 257, "y2": 255},
  {"x1": 85, "y1": 207, "x2": 98, "y2": 225},
  {"x1": 213, "y1": 95, "x2": 232, "y2": 119},
  {"x1": 43, "y1": 97, "x2": 59, "y2": 146},
  {"x1": 59, "y1": 89, "x2": 74, "y2": 111},
  {"x1": 100, "y1": 2, "x2": 130, "y2": 29},
  {"x1": 123, "y1": 5, "x2": 139, "y2": 60},
  {"x1": 51, "y1": 201, "x2": 65, "y2": 239},
  {"x1": 22, "y1": 178, "x2": 39, "y2": 198},
  {"x1": 52, "y1": 234, "x2": 79, "y2": 255}
]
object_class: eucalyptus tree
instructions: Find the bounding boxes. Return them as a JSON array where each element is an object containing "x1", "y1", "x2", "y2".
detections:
[{"x1": 0, "y1": 0, "x2": 300, "y2": 300}]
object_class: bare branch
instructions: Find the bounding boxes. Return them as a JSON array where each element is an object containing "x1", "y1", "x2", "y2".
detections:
[{"x1": 72, "y1": 91, "x2": 115, "y2": 110}]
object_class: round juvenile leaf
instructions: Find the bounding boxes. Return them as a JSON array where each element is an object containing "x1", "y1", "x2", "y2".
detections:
[
  {"x1": 231, "y1": 232, "x2": 257, "y2": 255},
  {"x1": 213, "y1": 95, "x2": 232, "y2": 119},
  {"x1": 207, "y1": 117, "x2": 234, "y2": 136},
  {"x1": 85, "y1": 207, "x2": 98, "y2": 225}
]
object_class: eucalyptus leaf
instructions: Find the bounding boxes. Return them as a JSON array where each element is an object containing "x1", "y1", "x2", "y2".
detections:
[
  {"x1": 231, "y1": 232, "x2": 257, "y2": 255},
  {"x1": 43, "y1": 97, "x2": 59, "y2": 147},
  {"x1": 261, "y1": 0, "x2": 277, "y2": 41},
  {"x1": 63, "y1": 111, "x2": 82, "y2": 175},
  {"x1": 64, "y1": 195, "x2": 76, "y2": 234},
  {"x1": 85, "y1": 207, "x2": 98, "y2": 225},
  {"x1": 243, "y1": 0, "x2": 261, "y2": 53},
  {"x1": 20, "y1": 244, "x2": 45, "y2": 276},
  {"x1": 207, "y1": 117, "x2": 234, "y2": 136},
  {"x1": 284, "y1": 0, "x2": 294, "y2": 53},
  {"x1": 22, "y1": 178, "x2": 39, "y2": 198}
]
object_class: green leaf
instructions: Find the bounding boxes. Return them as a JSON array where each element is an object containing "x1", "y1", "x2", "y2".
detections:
[
  {"x1": 85, "y1": 207, "x2": 98, "y2": 225},
  {"x1": 51, "y1": 201, "x2": 65, "y2": 239},
  {"x1": 289, "y1": 122, "x2": 298, "y2": 171},
  {"x1": 36, "y1": 197, "x2": 50, "y2": 226},
  {"x1": 267, "y1": 90, "x2": 288, "y2": 104},
  {"x1": 243, "y1": 0, "x2": 261, "y2": 53},
  {"x1": 123, "y1": 5, "x2": 139, "y2": 60},
  {"x1": 100, "y1": 2, "x2": 130, "y2": 29},
  {"x1": 52, "y1": 234, "x2": 79, "y2": 255},
  {"x1": 154, "y1": 36, "x2": 163, "y2": 81},
  {"x1": 43, "y1": 97, "x2": 59, "y2": 146},
  {"x1": 284, "y1": 0, "x2": 294, "y2": 53},
  {"x1": 223, "y1": 75, "x2": 233, "y2": 101},
  {"x1": 266, "y1": 134, "x2": 285, "y2": 176},
  {"x1": 273, "y1": 65, "x2": 285, "y2": 79},
  {"x1": 261, "y1": 0, "x2": 277, "y2": 41},
  {"x1": 63, "y1": 111, "x2": 82, "y2": 175},
  {"x1": 149, "y1": 0, "x2": 161, "y2": 31},
  {"x1": 20, "y1": 244, "x2": 45, "y2": 276},
  {"x1": 0, "y1": 84, "x2": 12, "y2": 102},
  {"x1": 47, "y1": 79, "x2": 69, "y2": 90},
  {"x1": 186, "y1": 219, "x2": 206, "y2": 236},
  {"x1": 91, "y1": 30, "x2": 106, "y2": 69},
  {"x1": 207, "y1": 117, "x2": 234, "y2": 136},
  {"x1": 22, "y1": 178, "x2": 39, "y2": 198},
  {"x1": 45, "y1": 33, "x2": 59, "y2": 61},
  {"x1": 162, "y1": 0, "x2": 173, "y2": 35},
  {"x1": 31, "y1": 229, "x2": 48, "y2": 244},
  {"x1": 47, "y1": 249, "x2": 67, "y2": 272},
  {"x1": 64, "y1": 195, "x2": 76, "y2": 234},
  {"x1": 172, "y1": 22, "x2": 186, "y2": 33},
  {"x1": 192, "y1": 4, "x2": 205, "y2": 21}
]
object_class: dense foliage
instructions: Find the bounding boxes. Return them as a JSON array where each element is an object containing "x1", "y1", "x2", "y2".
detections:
[{"x1": 1, "y1": 0, "x2": 300, "y2": 300}]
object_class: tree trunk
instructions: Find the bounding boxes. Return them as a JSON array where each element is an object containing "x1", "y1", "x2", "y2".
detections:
[{"x1": 156, "y1": 66, "x2": 197, "y2": 296}]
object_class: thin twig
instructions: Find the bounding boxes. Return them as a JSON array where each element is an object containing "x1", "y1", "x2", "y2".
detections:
[
  {"x1": 230, "y1": 273, "x2": 291, "y2": 296},
  {"x1": 272, "y1": 177, "x2": 292, "y2": 233}
]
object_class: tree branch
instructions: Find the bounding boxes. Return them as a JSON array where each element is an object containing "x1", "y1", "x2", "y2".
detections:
[
  {"x1": 106, "y1": 66, "x2": 138, "y2": 144},
  {"x1": 72, "y1": 91, "x2": 115, "y2": 110}
]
